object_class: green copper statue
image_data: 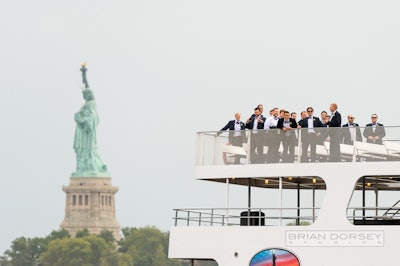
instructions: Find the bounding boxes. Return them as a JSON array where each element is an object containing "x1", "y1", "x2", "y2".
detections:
[{"x1": 72, "y1": 62, "x2": 109, "y2": 177}]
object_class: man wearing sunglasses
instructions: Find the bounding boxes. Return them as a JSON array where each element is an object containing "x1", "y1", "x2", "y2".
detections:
[
  {"x1": 298, "y1": 107, "x2": 324, "y2": 162},
  {"x1": 342, "y1": 115, "x2": 362, "y2": 145},
  {"x1": 363, "y1": 114, "x2": 385, "y2": 145}
]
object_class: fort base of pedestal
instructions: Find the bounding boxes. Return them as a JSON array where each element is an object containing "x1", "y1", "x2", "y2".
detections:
[{"x1": 60, "y1": 177, "x2": 121, "y2": 240}]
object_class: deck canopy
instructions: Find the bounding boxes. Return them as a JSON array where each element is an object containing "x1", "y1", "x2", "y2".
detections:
[{"x1": 204, "y1": 175, "x2": 400, "y2": 191}]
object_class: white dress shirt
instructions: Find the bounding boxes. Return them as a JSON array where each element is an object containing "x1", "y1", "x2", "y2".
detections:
[
  {"x1": 283, "y1": 120, "x2": 291, "y2": 136},
  {"x1": 234, "y1": 121, "x2": 241, "y2": 137},
  {"x1": 252, "y1": 116, "x2": 259, "y2": 133},
  {"x1": 348, "y1": 123, "x2": 355, "y2": 141},
  {"x1": 307, "y1": 116, "x2": 315, "y2": 133},
  {"x1": 264, "y1": 116, "x2": 279, "y2": 129}
]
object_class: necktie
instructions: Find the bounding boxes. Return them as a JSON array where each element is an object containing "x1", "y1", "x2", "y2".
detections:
[
  {"x1": 349, "y1": 123, "x2": 354, "y2": 126},
  {"x1": 236, "y1": 121, "x2": 239, "y2": 124}
]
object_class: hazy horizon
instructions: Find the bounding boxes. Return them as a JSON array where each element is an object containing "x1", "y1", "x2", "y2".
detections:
[{"x1": 2, "y1": 0, "x2": 400, "y2": 253}]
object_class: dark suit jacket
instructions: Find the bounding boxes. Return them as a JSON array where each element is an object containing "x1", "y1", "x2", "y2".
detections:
[
  {"x1": 326, "y1": 111, "x2": 342, "y2": 139},
  {"x1": 246, "y1": 116, "x2": 266, "y2": 130},
  {"x1": 342, "y1": 123, "x2": 362, "y2": 144},
  {"x1": 298, "y1": 116, "x2": 324, "y2": 144},
  {"x1": 219, "y1": 120, "x2": 246, "y2": 144},
  {"x1": 363, "y1": 123, "x2": 385, "y2": 144},
  {"x1": 327, "y1": 111, "x2": 341, "y2": 128},
  {"x1": 277, "y1": 118, "x2": 298, "y2": 138}
]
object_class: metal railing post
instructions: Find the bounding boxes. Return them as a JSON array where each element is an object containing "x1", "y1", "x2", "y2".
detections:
[
  {"x1": 213, "y1": 134, "x2": 218, "y2": 165},
  {"x1": 352, "y1": 128, "x2": 357, "y2": 162},
  {"x1": 312, "y1": 184, "x2": 315, "y2": 222},
  {"x1": 226, "y1": 178, "x2": 230, "y2": 226},
  {"x1": 297, "y1": 129, "x2": 302, "y2": 163},
  {"x1": 279, "y1": 177, "x2": 282, "y2": 226},
  {"x1": 246, "y1": 132, "x2": 251, "y2": 164},
  {"x1": 197, "y1": 133, "x2": 205, "y2": 165}
]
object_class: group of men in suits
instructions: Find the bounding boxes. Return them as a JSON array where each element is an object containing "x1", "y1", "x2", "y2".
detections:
[
  {"x1": 332, "y1": 113, "x2": 385, "y2": 145},
  {"x1": 218, "y1": 104, "x2": 385, "y2": 164}
]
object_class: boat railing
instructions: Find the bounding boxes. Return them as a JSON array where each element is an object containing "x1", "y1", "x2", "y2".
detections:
[
  {"x1": 349, "y1": 206, "x2": 400, "y2": 225},
  {"x1": 173, "y1": 207, "x2": 319, "y2": 227},
  {"x1": 199, "y1": 126, "x2": 400, "y2": 165}
]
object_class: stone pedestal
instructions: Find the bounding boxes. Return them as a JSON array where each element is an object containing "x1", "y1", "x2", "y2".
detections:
[{"x1": 60, "y1": 177, "x2": 121, "y2": 240}]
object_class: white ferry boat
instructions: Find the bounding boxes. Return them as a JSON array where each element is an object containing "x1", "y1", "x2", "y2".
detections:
[{"x1": 168, "y1": 127, "x2": 400, "y2": 266}]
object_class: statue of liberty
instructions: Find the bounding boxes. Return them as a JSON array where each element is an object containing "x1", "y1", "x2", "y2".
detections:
[
  {"x1": 272, "y1": 251, "x2": 276, "y2": 266},
  {"x1": 72, "y1": 62, "x2": 109, "y2": 177}
]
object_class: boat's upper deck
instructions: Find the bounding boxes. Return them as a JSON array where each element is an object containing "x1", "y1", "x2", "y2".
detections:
[{"x1": 196, "y1": 126, "x2": 400, "y2": 183}]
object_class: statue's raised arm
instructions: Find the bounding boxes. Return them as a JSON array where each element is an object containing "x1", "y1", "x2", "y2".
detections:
[{"x1": 80, "y1": 61, "x2": 89, "y2": 89}]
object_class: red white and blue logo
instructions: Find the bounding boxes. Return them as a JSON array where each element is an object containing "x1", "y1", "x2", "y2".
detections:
[{"x1": 250, "y1": 248, "x2": 300, "y2": 266}]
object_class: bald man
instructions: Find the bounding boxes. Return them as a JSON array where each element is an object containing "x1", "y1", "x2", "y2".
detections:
[
  {"x1": 218, "y1": 113, "x2": 247, "y2": 163},
  {"x1": 326, "y1": 103, "x2": 342, "y2": 162},
  {"x1": 342, "y1": 115, "x2": 362, "y2": 145}
]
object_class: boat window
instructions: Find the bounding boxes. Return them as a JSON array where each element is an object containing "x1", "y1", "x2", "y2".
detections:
[
  {"x1": 239, "y1": 176, "x2": 326, "y2": 226},
  {"x1": 173, "y1": 176, "x2": 326, "y2": 226},
  {"x1": 347, "y1": 176, "x2": 400, "y2": 225}
]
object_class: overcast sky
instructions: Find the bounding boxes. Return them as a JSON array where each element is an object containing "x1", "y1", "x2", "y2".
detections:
[{"x1": 2, "y1": 0, "x2": 400, "y2": 253}]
